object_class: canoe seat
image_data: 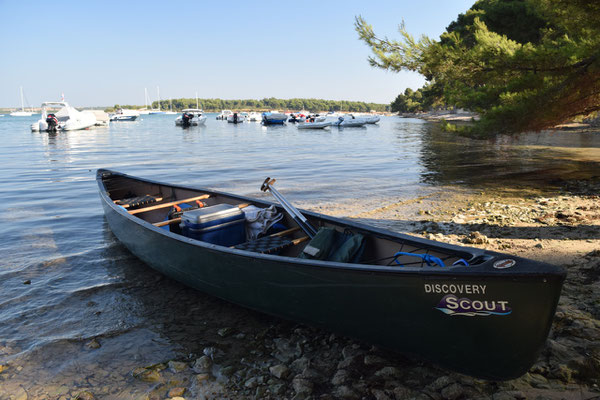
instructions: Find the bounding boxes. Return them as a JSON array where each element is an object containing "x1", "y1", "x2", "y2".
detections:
[
  {"x1": 234, "y1": 236, "x2": 293, "y2": 254},
  {"x1": 115, "y1": 195, "x2": 160, "y2": 209}
]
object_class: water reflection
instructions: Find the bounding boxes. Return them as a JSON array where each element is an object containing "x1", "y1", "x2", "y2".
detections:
[{"x1": 418, "y1": 125, "x2": 600, "y2": 192}]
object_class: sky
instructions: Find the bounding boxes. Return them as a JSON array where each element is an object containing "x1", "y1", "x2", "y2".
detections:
[{"x1": 0, "y1": 0, "x2": 475, "y2": 108}]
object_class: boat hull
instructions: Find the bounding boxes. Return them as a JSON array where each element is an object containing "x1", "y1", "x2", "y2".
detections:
[{"x1": 98, "y1": 170, "x2": 564, "y2": 380}]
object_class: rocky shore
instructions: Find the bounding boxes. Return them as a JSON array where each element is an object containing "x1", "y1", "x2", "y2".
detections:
[{"x1": 1, "y1": 182, "x2": 599, "y2": 400}]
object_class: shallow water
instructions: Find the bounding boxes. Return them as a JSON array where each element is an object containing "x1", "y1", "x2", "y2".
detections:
[{"x1": 0, "y1": 114, "x2": 599, "y2": 397}]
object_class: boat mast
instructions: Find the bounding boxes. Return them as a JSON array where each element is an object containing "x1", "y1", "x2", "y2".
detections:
[
  {"x1": 196, "y1": 92, "x2": 199, "y2": 109},
  {"x1": 20, "y1": 86, "x2": 25, "y2": 111},
  {"x1": 157, "y1": 86, "x2": 161, "y2": 111},
  {"x1": 144, "y1": 88, "x2": 148, "y2": 109}
]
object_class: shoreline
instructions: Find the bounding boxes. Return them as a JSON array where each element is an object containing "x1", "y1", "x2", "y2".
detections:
[{"x1": 2, "y1": 182, "x2": 598, "y2": 399}]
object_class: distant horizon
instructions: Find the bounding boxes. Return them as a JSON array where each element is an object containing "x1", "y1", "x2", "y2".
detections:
[{"x1": 0, "y1": 0, "x2": 475, "y2": 108}]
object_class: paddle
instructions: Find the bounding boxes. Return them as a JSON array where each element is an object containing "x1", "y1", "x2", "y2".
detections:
[{"x1": 260, "y1": 178, "x2": 317, "y2": 238}]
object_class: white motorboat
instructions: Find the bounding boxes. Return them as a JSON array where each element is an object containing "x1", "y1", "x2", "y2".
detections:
[
  {"x1": 247, "y1": 112, "x2": 262, "y2": 122},
  {"x1": 217, "y1": 110, "x2": 233, "y2": 120},
  {"x1": 227, "y1": 112, "x2": 245, "y2": 123},
  {"x1": 109, "y1": 108, "x2": 140, "y2": 121},
  {"x1": 175, "y1": 109, "x2": 207, "y2": 126},
  {"x1": 297, "y1": 120, "x2": 331, "y2": 129},
  {"x1": 10, "y1": 87, "x2": 34, "y2": 116},
  {"x1": 88, "y1": 110, "x2": 110, "y2": 126},
  {"x1": 331, "y1": 115, "x2": 368, "y2": 127},
  {"x1": 31, "y1": 101, "x2": 97, "y2": 132}
]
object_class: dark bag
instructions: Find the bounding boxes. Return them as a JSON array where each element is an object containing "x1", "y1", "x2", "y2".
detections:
[{"x1": 298, "y1": 227, "x2": 365, "y2": 263}]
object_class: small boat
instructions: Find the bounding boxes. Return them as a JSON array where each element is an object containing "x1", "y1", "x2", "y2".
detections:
[
  {"x1": 262, "y1": 111, "x2": 287, "y2": 125},
  {"x1": 288, "y1": 113, "x2": 306, "y2": 123},
  {"x1": 350, "y1": 114, "x2": 380, "y2": 124},
  {"x1": 297, "y1": 120, "x2": 331, "y2": 129},
  {"x1": 88, "y1": 110, "x2": 110, "y2": 126},
  {"x1": 217, "y1": 110, "x2": 233, "y2": 120},
  {"x1": 332, "y1": 115, "x2": 368, "y2": 127},
  {"x1": 31, "y1": 101, "x2": 96, "y2": 132},
  {"x1": 109, "y1": 108, "x2": 139, "y2": 121},
  {"x1": 175, "y1": 109, "x2": 206, "y2": 126},
  {"x1": 247, "y1": 112, "x2": 262, "y2": 122},
  {"x1": 10, "y1": 87, "x2": 34, "y2": 116},
  {"x1": 227, "y1": 112, "x2": 245, "y2": 124},
  {"x1": 97, "y1": 170, "x2": 565, "y2": 380}
]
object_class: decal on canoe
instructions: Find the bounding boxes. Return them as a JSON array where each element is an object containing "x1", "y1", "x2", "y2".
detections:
[
  {"x1": 435, "y1": 294, "x2": 512, "y2": 317},
  {"x1": 424, "y1": 283, "x2": 486, "y2": 295},
  {"x1": 493, "y1": 259, "x2": 516, "y2": 269}
]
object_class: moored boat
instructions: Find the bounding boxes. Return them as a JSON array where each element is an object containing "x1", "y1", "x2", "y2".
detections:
[
  {"x1": 297, "y1": 120, "x2": 331, "y2": 129},
  {"x1": 217, "y1": 110, "x2": 233, "y2": 120},
  {"x1": 97, "y1": 169, "x2": 565, "y2": 380},
  {"x1": 175, "y1": 109, "x2": 207, "y2": 126},
  {"x1": 31, "y1": 101, "x2": 96, "y2": 132},
  {"x1": 332, "y1": 115, "x2": 369, "y2": 127},
  {"x1": 109, "y1": 108, "x2": 140, "y2": 121},
  {"x1": 262, "y1": 111, "x2": 287, "y2": 125},
  {"x1": 227, "y1": 112, "x2": 245, "y2": 123}
]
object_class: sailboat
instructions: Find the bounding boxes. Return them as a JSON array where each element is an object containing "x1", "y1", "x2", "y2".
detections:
[
  {"x1": 10, "y1": 87, "x2": 34, "y2": 116},
  {"x1": 138, "y1": 88, "x2": 151, "y2": 115},
  {"x1": 165, "y1": 97, "x2": 177, "y2": 115},
  {"x1": 149, "y1": 86, "x2": 165, "y2": 114}
]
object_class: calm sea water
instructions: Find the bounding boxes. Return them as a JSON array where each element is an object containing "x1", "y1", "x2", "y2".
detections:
[{"x1": 0, "y1": 113, "x2": 598, "y2": 397}]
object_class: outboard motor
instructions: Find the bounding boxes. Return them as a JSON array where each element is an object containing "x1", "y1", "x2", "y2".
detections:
[
  {"x1": 233, "y1": 112, "x2": 238, "y2": 123},
  {"x1": 46, "y1": 114, "x2": 58, "y2": 132},
  {"x1": 182, "y1": 112, "x2": 194, "y2": 127}
]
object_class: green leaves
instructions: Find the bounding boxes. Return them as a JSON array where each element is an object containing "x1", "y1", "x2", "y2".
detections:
[{"x1": 356, "y1": 0, "x2": 600, "y2": 134}]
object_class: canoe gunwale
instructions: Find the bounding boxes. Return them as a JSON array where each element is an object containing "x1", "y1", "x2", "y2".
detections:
[{"x1": 96, "y1": 169, "x2": 566, "y2": 281}]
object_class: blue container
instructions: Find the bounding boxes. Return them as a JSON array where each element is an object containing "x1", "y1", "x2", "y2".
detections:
[{"x1": 181, "y1": 204, "x2": 245, "y2": 246}]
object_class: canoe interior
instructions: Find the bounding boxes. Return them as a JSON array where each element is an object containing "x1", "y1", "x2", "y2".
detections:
[{"x1": 101, "y1": 171, "x2": 487, "y2": 268}]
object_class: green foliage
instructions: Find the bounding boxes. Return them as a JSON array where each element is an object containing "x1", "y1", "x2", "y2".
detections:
[
  {"x1": 356, "y1": 0, "x2": 600, "y2": 134},
  {"x1": 119, "y1": 98, "x2": 388, "y2": 113}
]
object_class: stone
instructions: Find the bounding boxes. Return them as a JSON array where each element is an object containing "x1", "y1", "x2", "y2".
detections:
[
  {"x1": 167, "y1": 387, "x2": 186, "y2": 397},
  {"x1": 371, "y1": 389, "x2": 393, "y2": 400},
  {"x1": 218, "y1": 327, "x2": 234, "y2": 337},
  {"x1": 374, "y1": 366, "x2": 402, "y2": 380},
  {"x1": 269, "y1": 364, "x2": 290, "y2": 379},
  {"x1": 292, "y1": 376, "x2": 313, "y2": 395},
  {"x1": 244, "y1": 376, "x2": 259, "y2": 388},
  {"x1": 331, "y1": 369, "x2": 349, "y2": 386},
  {"x1": 333, "y1": 385, "x2": 359, "y2": 399},
  {"x1": 132, "y1": 368, "x2": 161, "y2": 382},
  {"x1": 270, "y1": 383, "x2": 286, "y2": 395},
  {"x1": 192, "y1": 355, "x2": 212, "y2": 373},
  {"x1": 195, "y1": 373, "x2": 210, "y2": 384},
  {"x1": 441, "y1": 383, "x2": 464, "y2": 400},
  {"x1": 167, "y1": 361, "x2": 188, "y2": 373},
  {"x1": 75, "y1": 391, "x2": 95, "y2": 400},
  {"x1": 290, "y1": 357, "x2": 310, "y2": 372},
  {"x1": 85, "y1": 338, "x2": 101, "y2": 349},
  {"x1": 428, "y1": 376, "x2": 454, "y2": 391},
  {"x1": 463, "y1": 231, "x2": 488, "y2": 245},
  {"x1": 363, "y1": 354, "x2": 387, "y2": 366}
]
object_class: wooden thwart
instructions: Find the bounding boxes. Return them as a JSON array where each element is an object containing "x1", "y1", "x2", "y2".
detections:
[
  {"x1": 152, "y1": 203, "x2": 251, "y2": 227},
  {"x1": 129, "y1": 194, "x2": 211, "y2": 215}
]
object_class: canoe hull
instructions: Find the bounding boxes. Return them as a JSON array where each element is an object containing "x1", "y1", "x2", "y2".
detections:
[{"x1": 98, "y1": 170, "x2": 564, "y2": 380}]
